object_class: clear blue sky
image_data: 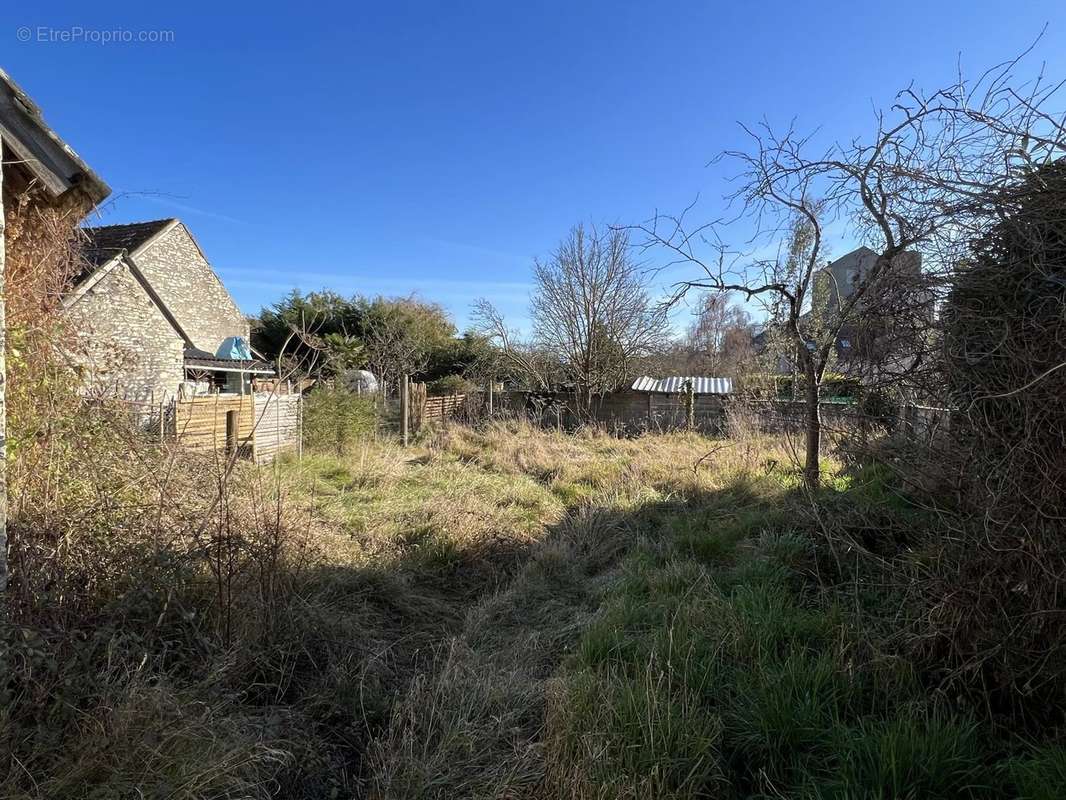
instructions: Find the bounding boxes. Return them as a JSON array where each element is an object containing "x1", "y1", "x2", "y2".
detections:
[{"x1": 5, "y1": 1, "x2": 1065, "y2": 331}]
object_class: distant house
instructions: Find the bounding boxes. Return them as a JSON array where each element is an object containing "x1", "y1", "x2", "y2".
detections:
[
  {"x1": 64, "y1": 218, "x2": 273, "y2": 401},
  {"x1": 756, "y1": 246, "x2": 930, "y2": 378},
  {"x1": 812, "y1": 246, "x2": 920, "y2": 312},
  {"x1": 812, "y1": 246, "x2": 929, "y2": 367}
]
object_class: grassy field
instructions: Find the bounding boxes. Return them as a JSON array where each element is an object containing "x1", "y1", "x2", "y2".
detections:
[
  {"x1": 282, "y1": 420, "x2": 1065, "y2": 798},
  {"x1": 5, "y1": 417, "x2": 1065, "y2": 798}
]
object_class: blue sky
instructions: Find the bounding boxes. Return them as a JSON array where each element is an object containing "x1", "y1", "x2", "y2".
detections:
[{"x1": 5, "y1": 1, "x2": 1065, "y2": 331}]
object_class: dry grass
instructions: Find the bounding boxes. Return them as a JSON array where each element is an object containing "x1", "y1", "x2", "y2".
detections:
[
  {"x1": 361, "y1": 420, "x2": 800, "y2": 798},
  {"x1": 6, "y1": 413, "x2": 1065, "y2": 798}
]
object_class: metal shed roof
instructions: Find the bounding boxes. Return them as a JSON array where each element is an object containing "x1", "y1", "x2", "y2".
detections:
[
  {"x1": 184, "y1": 347, "x2": 275, "y2": 375},
  {"x1": 631, "y1": 376, "x2": 733, "y2": 395}
]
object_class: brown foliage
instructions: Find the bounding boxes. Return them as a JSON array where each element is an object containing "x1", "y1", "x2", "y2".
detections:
[
  {"x1": 2, "y1": 185, "x2": 90, "y2": 334},
  {"x1": 906, "y1": 161, "x2": 1066, "y2": 722}
]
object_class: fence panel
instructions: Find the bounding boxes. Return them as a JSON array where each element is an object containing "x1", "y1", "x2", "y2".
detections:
[
  {"x1": 174, "y1": 395, "x2": 255, "y2": 453},
  {"x1": 253, "y1": 393, "x2": 302, "y2": 463},
  {"x1": 422, "y1": 393, "x2": 468, "y2": 421}
]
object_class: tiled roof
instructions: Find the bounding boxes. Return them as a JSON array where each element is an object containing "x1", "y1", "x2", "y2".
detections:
[{"x1": 79, "y1": 219, "x2": 175, "y2": 270}]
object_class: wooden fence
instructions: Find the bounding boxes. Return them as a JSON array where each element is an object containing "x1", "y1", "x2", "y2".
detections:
[
  {"x1": 252, "y1": 394, "x2": 302, "y2": 464},
  {"x1": 421, "y1": 393, "x2": 468, "y2": 421},
  {"x1": 489, "y1": 389, "x2": 727, "y2": 434},
  {"x1": 172, "y1": 392, "x2": 302, "y2": 462},
  {"x1": 398, "y1": 384, "x2": 952, "y2": 446},
  {"x1": 174, "y1": 395, "x2": 256, "y2": 454}
]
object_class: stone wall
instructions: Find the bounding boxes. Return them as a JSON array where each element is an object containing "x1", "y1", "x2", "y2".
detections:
[
  {"x1": 66, "y1": 262, "x2": 185, "y2": 401},
  {"x1": 133, "y1": 223, "x2": 248, "y2": 355}
]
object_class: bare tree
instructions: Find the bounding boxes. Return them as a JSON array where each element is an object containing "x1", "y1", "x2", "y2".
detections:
[
  {"x1": 637, "y1": 49, "x2": 1063, "y2": 487},
  {"x1": 471, "y1": 299, "x2": 559, "y2": 390},
  {"x1": 531, "y1": 224, "x2": 670, "y2": 410},
  {"x1": 686, "y1": 292, "x2": 732, "y2": 374},
  {"x1": 685, "y1": 290, "x2": 753, "y2": 378}
]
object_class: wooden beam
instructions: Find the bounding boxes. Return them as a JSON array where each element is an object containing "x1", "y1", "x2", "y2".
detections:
[{"x1": 0, "y1": 70, "x2": 110, "y2": 203}]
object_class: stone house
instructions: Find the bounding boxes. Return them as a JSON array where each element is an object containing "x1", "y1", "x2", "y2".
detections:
[
  {"x1": 2, "y1": 67, "x2": 295, "y2": 471},
  {"x1": 64, "y1": 218, "x2": 273, "y2": 401}
]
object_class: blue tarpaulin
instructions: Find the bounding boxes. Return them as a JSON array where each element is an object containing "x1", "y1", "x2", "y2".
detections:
[{"x1": 216, "y1": 336, "x2": 252, "y2": 360}]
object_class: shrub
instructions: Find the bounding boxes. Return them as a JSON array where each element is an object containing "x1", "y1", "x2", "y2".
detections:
[
  {"x1": 943, "y1": 160, "x2": 1066, "y2": 523},
  {"x1": 302, "y1": 384, "x2": 378, "y2": 452},
  {"x1": 427, "y1": 373, "x2": 473, "y2": 395}
]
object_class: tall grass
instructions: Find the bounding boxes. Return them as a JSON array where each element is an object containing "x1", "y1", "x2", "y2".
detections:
[
  {"x1": 539, "y1": 442, "x2": 1066, "y2": 800},
  {"x1": 5, "y1": 411, "x2": 1065, "y2": 798}
]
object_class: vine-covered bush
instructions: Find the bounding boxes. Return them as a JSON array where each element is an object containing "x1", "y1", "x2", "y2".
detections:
[
  {"x1": 302, "y1": 385, "x2": 379, "y2": 453},
  {"x1": 943, "y1": 161, "x2": 1066, "y2": 521},
  {"x1": 925, "y1": 160, "x2": 1066, "y2": 720}
]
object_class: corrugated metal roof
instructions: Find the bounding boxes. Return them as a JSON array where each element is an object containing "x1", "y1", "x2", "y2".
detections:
[
  {"x1": 631, "y1": 376, "x2": 733, "y2": 395},
  {"x1": 184, "y1": 347, "x2": 275, "y2": 375}
]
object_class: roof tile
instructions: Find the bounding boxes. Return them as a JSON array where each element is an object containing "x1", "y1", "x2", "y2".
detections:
[{"x1": 78, "y1": 219, "x2": 175, "y2": 273}]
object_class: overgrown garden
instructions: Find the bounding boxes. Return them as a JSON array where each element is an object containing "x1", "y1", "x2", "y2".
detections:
[{"x1": 3, "y1": 49, "x2": 1066, "y2": 800}]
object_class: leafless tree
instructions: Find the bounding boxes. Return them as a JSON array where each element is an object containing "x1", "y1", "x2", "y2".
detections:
[
  {"x1": 685, "y1": 290, "x2": 754, "y2": 378},
  {"x1": 470, "y1": 299, "x2": 559, "y2": 390},
  {"x1": 531, "y1": 224, "x2": 670, "y2": 410},
  {"x1": 636, "y1": 45, "x2": 1065, "y2": 487}
]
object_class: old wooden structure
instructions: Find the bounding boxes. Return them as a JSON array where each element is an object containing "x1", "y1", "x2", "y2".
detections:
[{"x1": 169, "y1": 392, "x2": 302, "y2": 463}]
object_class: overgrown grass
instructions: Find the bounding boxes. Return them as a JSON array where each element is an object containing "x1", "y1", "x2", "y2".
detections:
[
  {"x1": 540, "y1": 444, "x2": 1066, "y2": 800},
  {"x1": 5, "y1": 414, "x2": 1066, "y2": 798}
]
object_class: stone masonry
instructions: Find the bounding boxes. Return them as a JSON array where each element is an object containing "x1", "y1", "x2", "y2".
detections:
[
  {"x1": 66, "y1": 261, "x2": 186, "y2": 401},
  {"x1": 67, "y1": 220, "x2": 250, "y2": 402},
  {"x1": 132, "y1": 223, "x2": 249, "y2": 354}
]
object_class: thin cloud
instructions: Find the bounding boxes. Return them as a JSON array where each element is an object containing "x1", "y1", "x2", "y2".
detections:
[
  {"x1": 107, "y1": 191, "x2": 254, "y2": 226},
  {"x1": 420, "y1": 235, "x2": 529, "y2": 265},
  {"x1": 222, "y1": 265, "x2": 533, "y2": 295}
]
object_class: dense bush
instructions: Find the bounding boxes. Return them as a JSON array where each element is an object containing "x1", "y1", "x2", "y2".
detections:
[
  {"x1": 301, "y1": 384, "x2": 379, "y2": 453},
  {"x1": 943, "y1": 160, "x2": 1066, "y2": 522},
  {"x1": 251, "y1": 291, "x2": 494, "y2": 384},
  {"x1": 924, "y1": 160, "x2": 1066, "y2": 720},
  {"x1": 740, "y1": 371, "x2": 862, "y2": 401},
  {"x1": 427, "y1": 374, "x2": 473, "y2": 395}
]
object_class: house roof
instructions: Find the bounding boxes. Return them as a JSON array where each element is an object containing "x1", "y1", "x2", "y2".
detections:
[
  {"x1": 0, "y1": 68, "x2": 110, "y2": 204},
  {"x1": 825, "y1": 246, "x2": 877, "y2": 269},
  {"x1": 79, "y1": 219, "x2": 176, "y2": 270}
]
